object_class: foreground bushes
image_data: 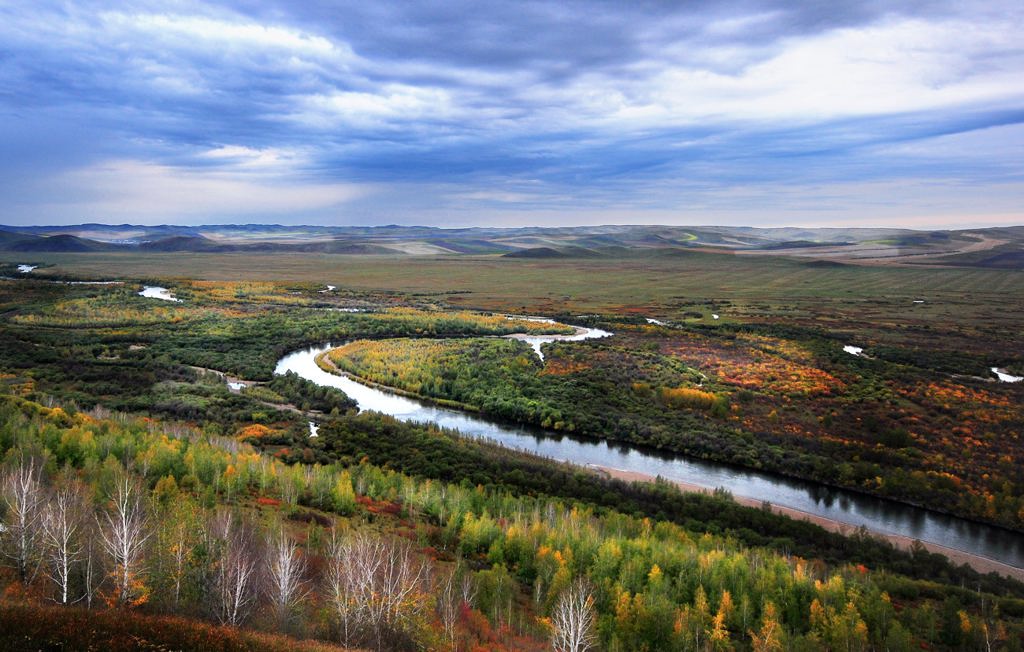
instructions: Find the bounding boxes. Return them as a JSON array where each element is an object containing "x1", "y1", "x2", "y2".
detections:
[{"x1": 0, "y1": 602, "x2": 357, "y2": 652}]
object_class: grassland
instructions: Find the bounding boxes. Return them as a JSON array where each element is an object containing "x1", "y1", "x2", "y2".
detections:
[
  {"x1": 5, "y1": 249, "x2": 1024, "y2": 306},
  {"x1": 7, "y1": 251, "x2": 1022, "y2": 367}
]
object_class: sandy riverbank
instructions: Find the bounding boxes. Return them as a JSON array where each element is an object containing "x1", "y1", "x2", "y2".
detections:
[{"x1": 591, "y1": 464, "x2": 1024, "y2": 582}]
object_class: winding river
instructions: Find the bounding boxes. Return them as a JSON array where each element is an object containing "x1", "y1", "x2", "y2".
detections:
[{"x1": 275, "y1": 327, "x2": 1024, "y2": 570}]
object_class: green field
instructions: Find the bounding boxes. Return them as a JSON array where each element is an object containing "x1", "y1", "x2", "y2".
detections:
[{"x1": 6, "y1": 249, "x2": 1023, "y2": 304}]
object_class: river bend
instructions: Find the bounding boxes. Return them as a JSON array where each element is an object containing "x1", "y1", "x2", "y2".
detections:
[{"x1": 275, "y1": 328, "x2": 1024, "y2": 569}]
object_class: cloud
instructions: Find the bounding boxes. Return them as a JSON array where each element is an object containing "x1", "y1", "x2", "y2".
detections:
[
  {"x1": 0, "y1": 0, "x2": 1021, "y2": 227},
  {"x1": 106, "y1": 12, "x2": 338, "y2": 56}
]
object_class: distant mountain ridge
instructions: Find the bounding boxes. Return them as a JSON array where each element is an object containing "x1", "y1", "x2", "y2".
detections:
[{"x1": 1, "y1": 223, "x2": 1021, "y2": 268}]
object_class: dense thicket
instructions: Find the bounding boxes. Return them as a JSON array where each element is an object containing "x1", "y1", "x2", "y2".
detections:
[{"x1": 265, "y1": 371, "x2": 357, "y2": 414}]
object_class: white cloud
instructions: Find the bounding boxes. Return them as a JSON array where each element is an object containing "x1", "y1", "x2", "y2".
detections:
[
  {"x1": 199, "y1": 145, "x2": 301, "y2": 169},
  {"x1": 426, "y1": 177, "x2": 1024, "y2": 229},
  {"x1": 293, "y1": 84, "x2": 459, "y2": 129},
  {"x1": 455, "y1": 190, "x2": 549, "y2": 204},
  {"x1": 100, "y1": 12, "x2": 344, "y2": 59},
  {"x1": 543, "y1": 16, "x2": 1024, "y2": 128}
]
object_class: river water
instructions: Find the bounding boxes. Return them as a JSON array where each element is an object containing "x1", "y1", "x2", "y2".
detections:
[
  {"x1": 275, "y1": 333, "x2": 1024, "y2": 569},
  {"x1": 139, "y1": 286, "x2": 181, "y2": 302}
]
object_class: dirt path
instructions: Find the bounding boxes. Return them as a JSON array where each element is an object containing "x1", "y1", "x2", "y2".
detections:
[
  {"x1": 186, "y1": 364, "x2": 254, "y2": 390},
  {"x1": 590, "y1": 464, "x2": 1024, "y2": 581}
]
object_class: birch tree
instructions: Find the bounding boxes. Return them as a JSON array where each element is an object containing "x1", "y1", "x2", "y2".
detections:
[
  {"x1": 0, "y1": 458, "x2": 46, "y2": 584},
  {"x1": 324, "y1": 527, "x2": 367, "y2": 647},
  {"x1": 97, "y1": 474, "x2": 151, "y2": 607},
  {"x1": 551, "y1": 578, "x2": 597, "y2": 652},
  {"x1": 209, "y1": 510, "x2": 261, "y2": 627},
  {"x1": 169, "y1": 516, "x2": 195, "y2": 607},
  {"x1": 80, "y1": 518, "x2": 104, "y2": 609},
  {"x1": 324, "y1": 529, "x2": 430, "y2": 650},
  {"x1": 150, "y1": 497, "x2": 200, "y2": 609},
  {"x1": 372, "y1": 534, "x2": 430, "y2": 646},
  {"x1": 41, "y1": 483, "x2": 86, "y2": 604},
  {"x1": 750, "y1": 601, "x2": 784, "y2": 652},
  {"x1": 265, "y1": 530, "x2": 310, "y2": 626},
  {"x1": 436, "y1": 566, "x2": 462, "y2": 649}
]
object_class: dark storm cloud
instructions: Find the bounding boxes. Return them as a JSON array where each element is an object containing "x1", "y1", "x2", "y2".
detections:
[
  {"x1": 233, "y1": 1, "x2": 940, "y2": 76},
  {"x1": 0, "y1": 0, "x2": 1021, "y2": 226}
]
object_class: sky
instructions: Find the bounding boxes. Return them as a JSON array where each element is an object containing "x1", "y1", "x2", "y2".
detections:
[{"x1": 0, "y1": 1, "x2": 1022, "y2": 229}]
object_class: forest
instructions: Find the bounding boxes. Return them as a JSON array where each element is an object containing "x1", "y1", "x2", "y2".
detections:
[{"x1": 3, "y1": 391, "x2": 1023, "y2": 651}]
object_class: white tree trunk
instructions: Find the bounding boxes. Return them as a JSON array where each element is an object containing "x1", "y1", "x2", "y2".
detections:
[
  {"x1": 171, "y1": 519, "x2": 192, "y2": 606},
  {"x1": 41, "y1": 484, "x2": 85, "y2": 604},
  {"x1": 265, "y1": 530, "x2": 309, "y2": 624},
  {"x1": 551, "y1": 578, "x2": 597, "y2": 652},
  {"x1": 97, "y1": 475, "x2": 151, "y2": 606},
  {"x1": 209, "y1": 510, "x2": 261, "y2": 627},
  {"x1": 436, "y1": 567, "x2": 460, "y2": 648},
  {"x1": 324, "y1": 529, "x2": 429, "y2": 650},
  {"x1": 82, "y1": 527, "x2": 103, "y2": 610},
  {"x1": 0, "y1": 458, "x2": 46, "y2": 584}
]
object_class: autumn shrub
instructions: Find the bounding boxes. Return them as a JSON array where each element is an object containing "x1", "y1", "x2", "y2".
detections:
[{"x1": 658, "y1": 386, "x2": 719, "y2": 411}]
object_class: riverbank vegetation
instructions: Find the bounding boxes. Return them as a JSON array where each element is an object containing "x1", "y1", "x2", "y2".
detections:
[
  {"x1": 0, "y1": 279, "x2": 563, "y2": 414},
  {"x1": 325, "y1": 321, "x2": 1024, "y2": 531},
  {"x1": 304, "y1": 410, "x2": 1023, "y2": 598}
]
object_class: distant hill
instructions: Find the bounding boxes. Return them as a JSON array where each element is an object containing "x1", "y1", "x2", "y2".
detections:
[
  {"x1": 0, "y1": 229, "x2": 36, "y2": 247},
  {"x1": 139, "y1": 235, "x2": 219, "y2": 252},
  {"x1": 1, "y1": 232, "x2": 118, "y2": 252},
  {"x1": 975, "y1": 251, "x2": 1024, "y2": 269},
  {"x1": 754, "y1": 240, "x2": 853, "y2": 250},
  {"x1": 1, "y1": 223, "x2": 1020, "y2": 268},
  {"x1": 503, "y1": 246, "x2": 564, "y2": 258},
  {"x1": 299, "y1": 241, "x2": 397, "y2": 255},
  {"x1": 927, "y1": 243, "x2": 1024, "y2": 270}
]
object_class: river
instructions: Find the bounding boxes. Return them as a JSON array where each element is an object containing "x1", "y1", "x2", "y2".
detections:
[{"x1": 275, "y1": 330, "x2": 1024, "y2": 570}]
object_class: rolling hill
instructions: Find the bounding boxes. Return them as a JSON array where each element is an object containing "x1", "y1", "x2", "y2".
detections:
[{"x1": 1, "y1": 223, "x2": 1020, "y2": 268}]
